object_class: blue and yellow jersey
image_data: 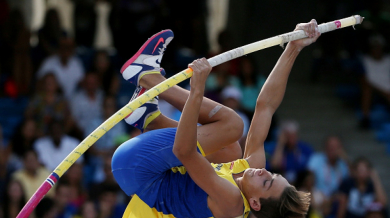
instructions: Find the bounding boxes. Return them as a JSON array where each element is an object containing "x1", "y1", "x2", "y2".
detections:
[{"x1": 122, "y1": 159, "x2": 251, "y2": 218}]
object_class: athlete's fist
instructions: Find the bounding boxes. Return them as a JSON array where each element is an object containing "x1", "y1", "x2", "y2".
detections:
[
  {"x1": 189, "y1": 58, "x2": 212, "y2": 93},
  {"x1": 290, "y1": 19, "x2": 321, "y2": 50}
]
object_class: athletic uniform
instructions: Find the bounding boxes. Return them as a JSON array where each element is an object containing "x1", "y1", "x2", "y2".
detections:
[{"x1": 112, "y1": 128, "x2": 251, "y2": 218}]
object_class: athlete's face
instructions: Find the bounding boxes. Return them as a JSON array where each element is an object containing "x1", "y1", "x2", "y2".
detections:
[{"x1": 241, "y1": 168, "x2": 289, "y2": 211}]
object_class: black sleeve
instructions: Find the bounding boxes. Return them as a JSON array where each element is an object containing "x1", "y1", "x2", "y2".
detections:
[{"x1": 339, "y1": 178, "x2": 351, "y2": 195}]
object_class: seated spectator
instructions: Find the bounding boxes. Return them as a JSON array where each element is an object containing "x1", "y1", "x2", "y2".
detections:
[
  {"x1": 71, "y1": 72, "x2": 104, "y2": 134},
  {"x1": 91, "y1": 50, "x2": 119, "y2": 96},
  {"x1": 33, "y1": 119, "x2": 83, "y2": 171},
  {"x1": 207, "y1": 30, "x2": 239, "y2": 76},
  {"x1": 365, "y1": 202, "x2": 387, "y2": 218},
  {"x1": 235, "y1": 57, "x2": 266, "y2": 119},
  {"x1": 269, "y1": 120, "x2": 313, "y2": 183},
  {"x1": 52, "y1": 181, "x2": 78, "y2": 218},
  {"x1": 1, "y1": 180, "x2": 26, "y2": 218},
  {"x1": 25, "y1": 73, "x2": 73, "y2": 137},
  {"x1": 2, "y1": 120, "x2": 37, "y2": 174},
  {"x1": 62, "y1": 163, "x2": 86, "y2": 210},
  {"x1": 338, "y1": 157, "x2": 387, "y2": 218},
  {"x1": 73, "y1": 200, "x2": 98, "y2": 218},
  {"x1": 308, "y1": 135, "x2": 350, "y2": 198},
  {"x1": 359, "y1": 34, "x2": 390, "y2": 129},
  {"x1": 37, "y1": 36, "x2": 85, "y2": 100},
  {"x1": 95, "y1": 184, "x2": 126, "y2": 218},
  {"x1": 32, "y1": 8, "x2": 67, "y2": 69},
  {"x1": 0, "y1": 9, "x2": 32, "y2": 96},
  {"x1": 9, "y1": 119, "x2": 37, "y2": 160},
  {"x1": 12, "y1": 150, "x2": 53, "y2": 200},
  {"x1": 90, "y1": 154, "x2": 124, "y2": 200},
  {"x1": 73, "y1": 1, "x2": 96, "y2": 48},
  {"x1": 35, "y1": 197, "x2": 56, "y2": 218},
  {"x1": 205, "y1": 62, "x2": 238, "y2": 103}
]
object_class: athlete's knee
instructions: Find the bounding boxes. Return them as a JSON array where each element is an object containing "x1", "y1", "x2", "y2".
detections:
[{"x1": 220, "y1": 107, "x2": 244, "y2": 141}]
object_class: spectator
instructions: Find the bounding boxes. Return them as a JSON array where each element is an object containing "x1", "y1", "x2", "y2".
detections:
[
  {"x1": 0, "y1": 9, "x2": 32, "y2": 96},
  {"x1": 235, "y1": 57, "x2": 266, "y2": 119},
  {"x1": 91, "y1": 50, "x2": 119, "y2": 96},
  {"x1": 90, "y1": 155, "x2": 124, "y2": 201},
  {"x1": 95, "y1": 184, "x2": 126, "y2": 218},
  {"x1": 73, "y1": 1, "x2": 96, "y2": 48},
  {"x1": 12, "y1": 150, "x2": 53, "y2": 200},
  {"x1": 35, "y1": 197, "x2": 56, "y2": 218},
  {"x1": 71, "y1": 72, "x2": 104, "y2": 134},
  {"x1": 73, "y1": 200, "x2": 98, "y2": 218},
  {"x1": 308, "y1": 135, "x2": 350, "y2": 198},
  {"x1": 269, "y1": 120, "x2": 314, "y2": 183},
  {"x1": 338, "y1": 157, "x2": 387, "y2": 218},
  {"x1": 25, "y1": 73, "x2": 73, "y2": 137},
  {"x1": 208, "y1": 30, "x2": 239, "y2": 76},
  {"x1": 37, "y1": 37, "x2": 85, "y2": 100},
  {"x1": 9, "y1": 119, "x2": 37, "y2": 160},
  {"x1": 359, "y1": 34, "x2": 390, "y2": 129},
  {"x1": 365, "y1": 202, "x2": 386, "y2": 218},
  {"x1": 33, "y1": 119, "x2": 82, "y2": 171},
  {"x1": 33, "y1": 8, "x2": 66, "y2": 69},
  {"x1": 1, "y1": 180, "x2": 26, "y2": 218},
  {"x1": 205, "y1": 62, "x2": 238, "y2": 103},
  {"x1": 62, "y1": 163, "x2": 86, "y2": 210},
  {"x1": 52, "y1": 181, "x2": 78, "y2": 218}
]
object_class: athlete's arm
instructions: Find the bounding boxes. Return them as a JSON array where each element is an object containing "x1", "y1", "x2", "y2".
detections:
[
  {"x1": 173, "y1": 58, "x2": 243, "y2": 215},
  {"x1": 244, "y1": 20, "x2": 321, "y2": 168}
]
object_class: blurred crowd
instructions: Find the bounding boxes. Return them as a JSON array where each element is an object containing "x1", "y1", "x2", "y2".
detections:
[{"x1": 0, "y1": 0, "x2": 389, "y2": 218}]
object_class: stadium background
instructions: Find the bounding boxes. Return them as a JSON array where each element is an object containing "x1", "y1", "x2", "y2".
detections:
[{"x1": 0, "y1": 0, "x2": 389, "y2": 218}]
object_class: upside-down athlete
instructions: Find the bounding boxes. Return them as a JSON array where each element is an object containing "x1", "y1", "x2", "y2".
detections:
[{"x1": 112, "y1": 19, "x2": 321, "y2": 218}]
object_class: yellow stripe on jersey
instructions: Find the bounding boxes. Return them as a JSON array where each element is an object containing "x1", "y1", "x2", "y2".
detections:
[
  {"x1": 123, "y1": 195, "x2": 213, "y2": 218},
  {"x1": 123, "y1": 195, "x2": 175, "y2": 218}
]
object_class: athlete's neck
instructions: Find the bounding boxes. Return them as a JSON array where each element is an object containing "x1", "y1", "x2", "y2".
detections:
[{"x1": 234, "y1": 176, "x2": 244, "y2": 192}]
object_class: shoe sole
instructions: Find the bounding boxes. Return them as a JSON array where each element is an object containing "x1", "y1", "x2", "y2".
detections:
[{"x1": 120, "y1": 29, "x2": 171, "y2": 74}]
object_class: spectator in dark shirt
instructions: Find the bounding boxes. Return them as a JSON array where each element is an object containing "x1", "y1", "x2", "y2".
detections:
[
  {"x1": 32, "y1": 8, "x2": 66, "y2": 69},
  {"x1": 1, "y1": 180, "x2": 26, "y2": 218},
  {"x1": 25, "y1": 73, "x2": 73, "y2": 137},
  {"x1": 91, "y1": 50, "x2": 119, "y2": 96},
  {"x1": 9, "y1": 119, "x2": 37, "y2": 161},
  {"x1": 338, "y1": 157, "x2": 387, "y2": 218},
  {"x1": 269, "y1": 120, "x2": 313, "y2": 183},
  {"x1": 0, "y1": 9, "x2": 32, "y2": 96}
]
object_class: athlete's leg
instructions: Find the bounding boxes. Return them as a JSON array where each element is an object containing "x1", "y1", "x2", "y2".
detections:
[
  {"x1": 120, "y1": 28, "x2": 243, "y2": 161},
  {"x1": 147, "y1": 111, "x2": 243, "y2": 162},
  {"x1": 112, "y1": 128, "x2": 205, "y2": 197},
  {"x1": 141, "y1": 73, "x2": 243, "y2": 159}
]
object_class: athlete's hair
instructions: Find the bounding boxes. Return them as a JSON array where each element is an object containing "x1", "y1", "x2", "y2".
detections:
[{"x1": 250, "y1": 186, "x2": 311, "y2": 218}]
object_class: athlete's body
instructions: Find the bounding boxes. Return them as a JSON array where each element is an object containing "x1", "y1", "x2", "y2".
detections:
[{"x1": 112, "y1": 20, "x2": 321, "y2": 218}]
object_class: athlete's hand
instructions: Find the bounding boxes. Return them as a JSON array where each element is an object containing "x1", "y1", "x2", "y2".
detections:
[
  {"x1": 290, "y1": 19, "x2": 321, "y2": 50},
  {"x1": 189, "y1": 58, "x2": 212, "y2": 94}
]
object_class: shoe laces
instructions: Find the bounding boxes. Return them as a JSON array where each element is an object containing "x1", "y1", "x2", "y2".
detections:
[{"x1": 158, "y1": 44, "x2": 167, "y2": 56}]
